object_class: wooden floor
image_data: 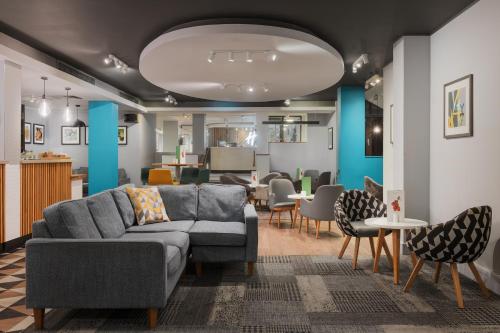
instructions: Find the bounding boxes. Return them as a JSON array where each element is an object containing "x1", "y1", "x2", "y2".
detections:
[{"x1": 257, "y1": 211, "x2": 394, "y2": 257}]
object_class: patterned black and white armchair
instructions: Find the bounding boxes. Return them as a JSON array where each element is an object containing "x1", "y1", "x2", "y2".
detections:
[
  {"x1": 334, "y1": 190, "x2": 392, "y2": 269},
  {"x1": 404, "y1": 205, "x2": 492, "y2": 308}
]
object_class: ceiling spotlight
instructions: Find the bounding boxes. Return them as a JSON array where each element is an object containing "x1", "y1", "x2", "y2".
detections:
[
  {"x1": 104, "y1": 54, "x2": 129, "y2": 73},
  {"x1": 104, "y1": 56, "x2": 112, "y2": 65},
  {"x1": 228, "y1": 52, "x2": 235, "y2": 62},
  {"x1": 284, "y1": 99, "x2": 291, "y2": 106},
  {"x1": 208, "y1": 51, "x2": 215, "y2": 63},
  {"x1": 365, "y1": 74, "x2": 383, "y2": 90},
  {"x1": 263, "y1": 86, "x2": 269, "y2": 93},
  {"x1": 373, "y1": 126, "x2": 381, "y2": 134},
  {"x1": 247, "y1": 86, "x2": 254, "y2": 93},
  {"x1": 246, "y1": 51, "x2": 253, "y2": 63},
  {"x1": 352, "y1": 53, "x2": 369, "y2": 74},
  {"x1": 270, "y1": 52, "x2": 278, "y2": 62}
]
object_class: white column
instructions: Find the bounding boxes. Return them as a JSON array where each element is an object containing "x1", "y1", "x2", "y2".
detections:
[
  {"x1": 0, "y1": 60, "x2": 22, "y2": 162},
  {"x1": 192, "y1": 114, "x2": 206, "y2": 155},
  {"x1": 392, "y1": 36, "x2": 430, "y2": 221}
]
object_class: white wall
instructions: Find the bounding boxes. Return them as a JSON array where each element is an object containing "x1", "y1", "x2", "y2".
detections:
[
  {"x1": 269, "y1": 113, "x2": 336, "y2": 179},
  {"x1": 430, "y1": 0, "x2": 500, "y2": 292},
  {"x1": 382, "y1": 63, "x2": 394, "y2": 201}
]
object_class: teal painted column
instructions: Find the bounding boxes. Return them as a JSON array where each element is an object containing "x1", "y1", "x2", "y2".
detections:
[
  {"x1": 337, "y1": 86, "x2": 383, "y2": 190},
  {"x1": 88, "y1": 101, "x2": 118, "y2": 195}
]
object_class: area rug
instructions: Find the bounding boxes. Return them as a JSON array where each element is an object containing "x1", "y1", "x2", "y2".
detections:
[{"x1": 24, "y1": 256, "x2": 500, "y2": 332}]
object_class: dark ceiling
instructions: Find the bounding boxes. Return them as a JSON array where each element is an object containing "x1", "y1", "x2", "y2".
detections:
[{"x1": 0, "y1": 0, "x2": 476, "y2": 105}]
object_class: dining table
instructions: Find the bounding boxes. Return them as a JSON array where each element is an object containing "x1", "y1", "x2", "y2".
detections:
[
  {"x1": 365, "y1": 217, "x2": 429, "y2": 285},
  {"x1": 287, "y1": 193, "x2": 315, "y2": 227}
]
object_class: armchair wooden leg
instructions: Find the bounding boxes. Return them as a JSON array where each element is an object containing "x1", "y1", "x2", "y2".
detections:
[
  {"x1": 195, "y1": 262, "x2": 202, "y2": 277},
  {"x1": 369, "y1": 237, "x2": 375, "y2": 258},
  {"x1": 410, "y1": 252, "x2": 418, "y2": 268},
  {"x1": 299, "y1": 215, "x2": 303, "y2": 233},
  {"x1": 328, "y1": 220, "x2": 331, "y2": 232},
  {"x1": 352, "y1": 237, "x2": 361, "y2": 269},
  {"x1": 450, "y1": 263, "x2": 465, "y2": 308},
  {"x1": 468, "y1": 262, "x2": 490, "y2": 298},
  {"x1": 306, "y1": 217, "x2": 309, "y2": 233},
  {"x1": 248, "y1": 262, "x2": 255, "y2": 276},
  {"x1": 268, "y1": 210, "x2": 274, "y2": 224},
  {"x1": 338, "y1": 235, "x2": 351, "y2": 259},
  {"x1": 433, "y1": 262, "x2": 442, "y2": 283},
  {"x1": 148, "y1": 308, "x2": 158, "y2": 329},
  {"x1": 289, "y1": 210, "x2": 294, "y2": 224},
  {"x1": 34, "y1": 308, "x2": 45, "y2": 330},
  {"x1": 278, "y1": 211, "x2": 281, "y2": 228},
  {"x1": 403, "y1": 258, "x2": 424, "y2": 292},
  {"x1": 315, "y1": 220, "x2": 320, "y2": 239}
]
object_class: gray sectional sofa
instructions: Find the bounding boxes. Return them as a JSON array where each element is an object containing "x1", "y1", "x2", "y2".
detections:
[{"x1": 26, "y1": 183, "x2": 258, "y2": 329}]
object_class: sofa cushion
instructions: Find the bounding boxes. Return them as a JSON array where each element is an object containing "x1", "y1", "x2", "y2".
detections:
[
  {"x1": 189, "y1": 220, "x2": 246, "y2": 246},
  {"x1": 126, "y1": 220, "x2": 195, "y2": 233},
  {"x1": 197, "y1": 184, "x2": 246, "y2": 222},
  {"x1": 44, "y1": 199, "x2": 102, "y2": 239},
  {"x1": 166, "y1": 245, "x2": 181, "y2": 274},
  {"x1": 111, "y1": 188, "x2": 136, "y2": 228},
  {"x1": 157, "y1": 184, "x2": 198, "y2": 221},
  {"x1": 120, "y1": 231, "x2": 190, "y2": 256},
  {"x1": 126, "y1": 187, "x2": 169, "y2": 225},
  {"x1": 87, "y1": 191, "x2": 126, "y2": 238}
]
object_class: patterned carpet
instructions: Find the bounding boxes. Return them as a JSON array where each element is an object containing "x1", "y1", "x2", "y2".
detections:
[{"x1": 18, "y1": 255, "x2": 500, "y2": 333}]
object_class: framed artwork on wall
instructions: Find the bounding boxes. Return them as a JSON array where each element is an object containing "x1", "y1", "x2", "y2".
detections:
[
  {"x1": 33, "y1": 124, "x2": 45, "y2": 144},
  {"x1": 444, "y1": 74, "x2": 473, "y2": 139},
  {"x1": 328, "y1": 127, "x2": 333, "y2": 150},
  {"x1": 118, "y1": 126, "x2": 128, "y2": 145},
  {"x1": 61, "y1": 126, "x2": 81, "y2": 145},
  {"x1": 85, "y1": 127, "x2": 89, "y2": 145},
  {"x1": 24, "y1": 122, "x2": 32, "y2": 144}
]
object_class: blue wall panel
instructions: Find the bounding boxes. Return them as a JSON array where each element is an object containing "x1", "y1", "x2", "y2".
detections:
[
  {"x1": 88, "y1": 101, "x2": 118, "y2": 195},
  {"x1": 337, "y1": 86, "x2": 383, "y2": 190}
]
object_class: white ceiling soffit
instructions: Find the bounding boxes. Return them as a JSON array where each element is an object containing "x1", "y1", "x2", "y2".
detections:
[
  {"x1": 147, "y1": 106, "x2": 335, "y2": 114},
  {"x1": 140, "y1": 24, "x2": 344, "y2": 102}
]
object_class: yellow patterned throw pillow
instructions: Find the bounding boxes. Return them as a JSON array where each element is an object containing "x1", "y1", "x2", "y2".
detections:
[{"x1": 126, "y1": 187, "x2": 170, "y2": 225}]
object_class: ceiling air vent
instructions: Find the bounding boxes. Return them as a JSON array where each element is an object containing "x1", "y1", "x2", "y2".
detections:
[{"x1": 56, "y1": 61, "x2": 96, "y2": 85}]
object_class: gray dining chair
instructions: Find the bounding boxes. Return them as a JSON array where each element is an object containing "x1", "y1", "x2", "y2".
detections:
[
  {"x1": 299, "y1": 185, "x2": 344, "y2": 238},
  {"x1": 268, "y1": 178, "x2": 296, "y2": 228}
]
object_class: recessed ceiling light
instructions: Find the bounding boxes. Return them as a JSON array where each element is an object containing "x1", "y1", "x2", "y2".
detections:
[
  {"x1": 270, "y1": 53, "x2": 278, "y2": 62},
  {"x1": 228, "y1": 52, "x2": 235, "y2": 62},
  {"x1": 247, "y1": 86, "x2": 254, "y2": 93},
  {"x1": 284, "y1": 99, "x2": 291, "y2": 106},
  {"x1": 373, "y1": 126, "x2": 381, "y2": 134}
]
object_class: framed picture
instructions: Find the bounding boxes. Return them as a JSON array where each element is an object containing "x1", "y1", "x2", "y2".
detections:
[
  {"x1": 444, "y1": 74, "x2": 473, "y2": 139},
  {"x1": 85, "y1": 127, "x2": 89, "y2": 145},
  {"x1": 118, "y1": 126, "x2": 128, "y2": 145},
  {"x1": 61, "y1": 126, "x2": 81, "y2": 145},
  {"x1": 33, "y1": 124, "x2": 45, "y2": 144},
  {"x1": 328, "y1": 127, "x2": 333, "y2": 150},
  {"x1": 24, "y1": 122, "x2": 32, "y2": 144}
]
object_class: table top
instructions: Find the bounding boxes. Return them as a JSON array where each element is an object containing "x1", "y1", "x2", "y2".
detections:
[
  {"x1": 288, "y1": 193, "x2": 315, "y2": 200},
  {"x1": 365, "y1": 217, "x2": 429, "y2": 229}
]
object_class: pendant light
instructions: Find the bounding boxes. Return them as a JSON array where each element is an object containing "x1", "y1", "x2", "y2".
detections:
[
  {"x1": 73, "y1": 104, "x2": 86, "y2": 127},
  {"x1": 64, "y1": 87, "x2": 72, "y2": 122},
  {"x1": 38, "y1": 76, "x2": 51, "y2": 117}
]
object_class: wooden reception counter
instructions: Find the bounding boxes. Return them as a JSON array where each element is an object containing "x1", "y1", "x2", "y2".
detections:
[{"x1": 20, "y1": 159, "x2": 72, "y2": 236}]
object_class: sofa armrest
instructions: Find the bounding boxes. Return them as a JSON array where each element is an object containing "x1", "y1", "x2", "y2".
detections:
[
  {"x1": 244, "y1": 204, "x2": 258, "y2": 262},
  {"x1": 26, "y1": 238, "x2": 168, "y2": 309}
]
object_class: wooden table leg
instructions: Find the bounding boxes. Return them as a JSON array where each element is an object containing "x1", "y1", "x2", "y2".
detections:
[
  {"x1": 392, "y1": 230, "x2": 401, "y2": 284},
  {"x1": 411, "y1": 252, "x2": 418, "y2": 268},
  {"x1": 373, "y1": 228, "x2": 385, "y2": 273},
  {"x1": 293, "y1": 199, "x2": 300, "y2": 228}
]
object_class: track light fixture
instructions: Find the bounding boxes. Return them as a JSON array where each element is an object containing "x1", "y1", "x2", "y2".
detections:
[
  {"x1": 352, "y1": 54, "x2": 369, "y2": 73},
  {"x1": 365, "y1": 74, "x2": 383, "y2": 89},
  {"x1": 208, "y1": 50, "x2": 278, "y2": 64},
  {"x1": 164, "y1": 92, "x2": 178, "y2": 105},
  {"x1": 38, "y1": 76, "x2": 51, "y2": 117},
  {"x1": 103, "y1": 54, "x2": 129, "y2": 73}
]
